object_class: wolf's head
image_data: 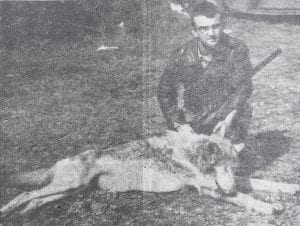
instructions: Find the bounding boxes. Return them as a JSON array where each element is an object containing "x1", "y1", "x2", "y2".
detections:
[
  {"x1": 186, "y1": 110, "x2": 244, "y2": 196},
  {"x1": 192, "y1": 136, "x2": 242, "y2": 196}
]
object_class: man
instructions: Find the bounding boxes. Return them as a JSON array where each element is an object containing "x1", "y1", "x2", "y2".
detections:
[{"x1": 158, "y1": 0, "x2": 253, "y2": 143}]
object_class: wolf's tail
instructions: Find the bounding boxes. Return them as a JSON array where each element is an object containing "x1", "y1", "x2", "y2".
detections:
[{"x1": 8, "y1": 168, "x2": 53, "y2": 187}]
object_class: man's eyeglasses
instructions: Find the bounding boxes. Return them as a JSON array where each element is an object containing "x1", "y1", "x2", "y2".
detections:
[{"x1": 193, "y1": 23, "x2": 222, "y2": 33}]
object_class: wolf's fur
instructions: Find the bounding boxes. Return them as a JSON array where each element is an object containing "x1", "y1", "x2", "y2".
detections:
[
  {"x1": 10, "y1": 168, "x2": 53, "y2": 187},
  {"x1": 0, "y1": 111, "x2": 299, "y2": 219}
]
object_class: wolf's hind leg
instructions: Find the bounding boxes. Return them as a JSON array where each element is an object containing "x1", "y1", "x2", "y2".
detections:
[
  {"x1": 20, "y1": 194, "x2": 66, "y2": 215},
  {"x1": 0, "y1": 183, "x2": 76, "y2": 218}
]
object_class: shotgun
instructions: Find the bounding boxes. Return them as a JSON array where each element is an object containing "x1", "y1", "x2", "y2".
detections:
[
  {"x1": 251, "y1": 48, "x2": 282, "y2": 76},
  {"x1": 193, "y1": 48, "x2": 283, "y2": 124}
]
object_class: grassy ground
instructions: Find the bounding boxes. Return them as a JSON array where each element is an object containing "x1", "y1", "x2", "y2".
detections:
[{"x1": 0, "y1": 3, "x2": 299, "y2": 225}]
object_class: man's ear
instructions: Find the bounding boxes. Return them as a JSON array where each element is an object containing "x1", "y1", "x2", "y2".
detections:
[{"x1": 192, "y1": 29, "x2": 198, "y2": 37}]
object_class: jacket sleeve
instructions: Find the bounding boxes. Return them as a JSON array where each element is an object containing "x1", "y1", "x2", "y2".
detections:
[
  {"x1": 223, "y1": 43, "x2": 253, "y2": 116},
  {"x1": 157, "y1": 57, "x2": 184, "y2": 129},
  {"x1": 231, "y1": 43, "x2": 253, "y2": 108}
]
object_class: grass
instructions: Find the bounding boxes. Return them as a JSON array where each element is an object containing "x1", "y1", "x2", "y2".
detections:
[{"x1": 0, "y1": 3, "x2": 299, "y2": 225}]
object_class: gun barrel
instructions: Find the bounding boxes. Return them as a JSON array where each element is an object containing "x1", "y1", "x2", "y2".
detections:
[{"x1": 251, "y1": 48, "x2": 282, "y2": 76}]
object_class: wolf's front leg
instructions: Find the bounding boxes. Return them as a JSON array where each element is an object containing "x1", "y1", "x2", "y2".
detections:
[
  {"x1": 202, "y1": 190, "x2": 284, "y2": 215},
  {"x1": 225, "y1": 192, "x2": 284, "y2": 214},
  {"x1": 236, "y1": 177, "x2": 300, "y2": 195},
  {"x1": 190, "y1": 175, "x2": 218, "y2": 194}
]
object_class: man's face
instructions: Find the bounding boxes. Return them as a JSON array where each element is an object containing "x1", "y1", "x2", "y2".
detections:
[{"x1": 192, "y1": 13, "x2": 223, "y2": 48}]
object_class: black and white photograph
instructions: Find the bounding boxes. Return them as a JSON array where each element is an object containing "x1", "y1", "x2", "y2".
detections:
[{"x1": 0, "y1": 0, "x2": 299, "y2": 225}]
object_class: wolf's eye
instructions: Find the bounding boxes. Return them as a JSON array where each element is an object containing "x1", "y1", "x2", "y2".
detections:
[
  {"x1": 209, "y1": 154, "x2": 217, "y2": 166},
  {"x1": 205, "y1": 167, "x2": 215, "y2": 174},
  {"x1": 208, "y1": 142, "x2": 221, "y2": 155},
  {"x1": 208, "y1": 143, "x2": 215, "y2": 153}
]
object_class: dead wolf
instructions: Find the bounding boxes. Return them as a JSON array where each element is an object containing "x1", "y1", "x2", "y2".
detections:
[{"x1": 0, "y1": 110, "x2": 299, "y2": 219}]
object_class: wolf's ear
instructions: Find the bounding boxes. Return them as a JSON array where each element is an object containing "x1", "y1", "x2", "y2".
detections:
[
  {"x1": 233, "y1": 143, "x2": 245, "y2": 154},
  {"x1": 213, "y1": 110, "x2": 237, "y2": 137},
  {"x1": 224, "y1": 110, "x2": 237, "y2": 125},
  {"x1": 213, "y1": 121, "x2": 226, "y2": 137}
]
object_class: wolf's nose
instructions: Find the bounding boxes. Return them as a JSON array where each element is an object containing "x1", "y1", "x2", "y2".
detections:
[
  {"x1": 0, "y1": 211, "x2": 4, "y2": 223},
  {"x1": 223, "y1": 187, "x2": 238, "y2": 196},
  {"x1": 215, "y1": 179, "x2": 238, "y2": 196}
]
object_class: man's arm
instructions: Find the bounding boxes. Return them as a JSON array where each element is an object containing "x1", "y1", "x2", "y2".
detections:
[
  {"x1": 157, "y1": 60, "x2": 184, "y2": 129},
  {"x1": 230, "y1": 43, "x2": 253, "y2": 108},
  {"x1": 202, "y1": 43, "x2": 252, "y2": 134},
  {"x1": 216, "y1": 42, "x2": 253, "y2": 120}
]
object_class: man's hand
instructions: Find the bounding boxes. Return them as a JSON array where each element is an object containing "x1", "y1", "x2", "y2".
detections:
[
  {"x1": 202, "y1": 104, "x2": 227, "y2": 126},
  {"x1": 170, "y1": 108, "x2": 195, "y2": 129},
  {"x1": 173, "y1": 122, "x2": 181, "y2": 129},
  {"x1": 202, "y1": 101, "x2": 235, "y2": 126},
  {"x1": 183, "y1": 109, "x2": 195, "y2": 123}
]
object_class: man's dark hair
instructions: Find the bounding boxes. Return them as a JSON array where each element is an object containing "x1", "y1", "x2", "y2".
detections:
[{"x1": 191, "y1": 1, "x2": 222, "y2": 27}]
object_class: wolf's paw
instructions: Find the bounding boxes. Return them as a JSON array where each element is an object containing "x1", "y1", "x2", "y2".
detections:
[
  {"x1": 278, "y1": 184, "x2": 300, "y2": 195},
  {"x1": 255, "y1": 202, "x2": 285, "y2": 215},
  {"x1": 292, "y1": 184, "x2": 300, "y2": 195},
  {"x1": 271, "y1": 203, "x2": 285, "y2": 215}
]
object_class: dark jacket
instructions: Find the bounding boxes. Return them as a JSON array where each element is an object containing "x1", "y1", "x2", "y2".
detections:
[{"x1": 158, "y1": 33, "x2": 253, "y2": 130}]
